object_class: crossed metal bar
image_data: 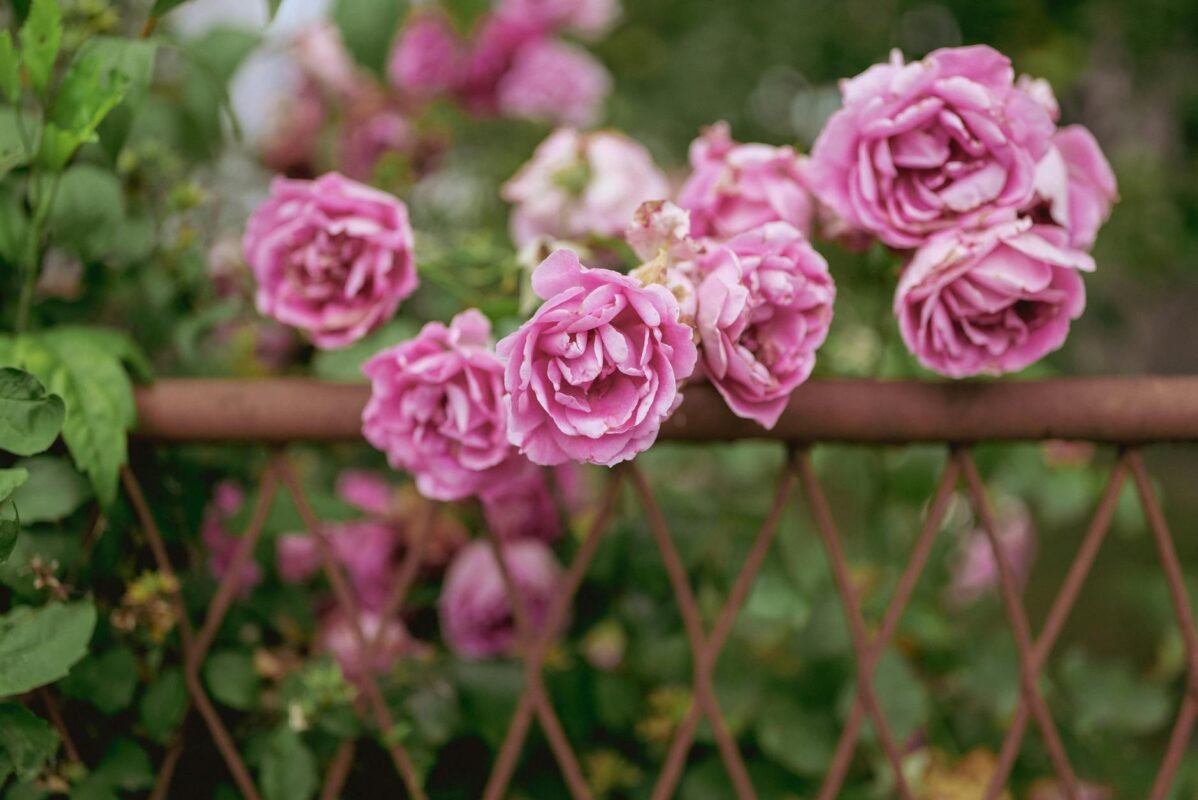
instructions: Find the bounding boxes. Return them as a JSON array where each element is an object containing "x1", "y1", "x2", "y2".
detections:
[{"x1": 110, "y1": 441, "x2": 1198, "y2": 800}]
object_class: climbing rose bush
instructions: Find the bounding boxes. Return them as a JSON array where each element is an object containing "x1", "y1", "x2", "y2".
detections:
[{"x1": 243, "y1": 172, "x2": 418, "y2": 349}]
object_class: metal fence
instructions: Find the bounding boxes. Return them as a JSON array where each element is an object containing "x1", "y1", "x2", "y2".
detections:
[{"x1": 104, "y1": 377, "x2": 1198, "y2": 800}]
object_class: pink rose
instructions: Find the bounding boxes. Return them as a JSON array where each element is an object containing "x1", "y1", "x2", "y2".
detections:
[
  {"x1": 895, "y1": 219, "x2": 1094, "y2": 378},
  {"x1": 201, "y1": 481, "x2": 261, "y2": 597},
  {"x1": 363, "y1": 309, "x2": 516, "y2": 501},
  {"x1": 293, "y1": 23, "x2": 366, "y2": 103},
  {"x1": 259, "y1": 77, "x2": 325, "y2": 176},
  {"x1": 1030, "y1": 125, "x2": 1118, "y2": 250},
  {"x1": 1017, "y1": 73, "x2": 1060, "y2": 122},
  {"x1": 496, "y1": 38, "x2": 611, "y2": 127},
  {"x1": 439, "y1": 540, "x2": 562, "y2": 658},
  {"x1": 335, "y1": 469, "x2": 394, "y2": 516},
  {"x1": 337, "y1": 105, "x2": 413, "y2": 182},
  {"x1": 457, "y1": 15, "x2": 543, "y2": 116},
  {"x1": 677, "y1": 122, "x2": 815, "y2": 240},
  {"x1": 496, "y1": 0, "x2": 621, "y2": 39},
  {"x1": 276, "y1": 520, "x2": 401, "y2": 611},
  {"x1": 497, "y1": 250, "x2": 697, "y2": 466},
  {"x1": 948, "y1": 499, "x2": 1036, "y2": 607},
  {"x1": 502, "y1": 128, "x2": 670, "y2": 248},
  {"x1": 243, "y1": 172, "x2": 417, "y2": 349},
  {"x1": 388, "y1": 12, "x2": 464, "y2": 100},
  {"x1": 480, "y1": 460, "x2": 563, "y2": 543},
  {"x1": 808, "y1": 46, "x2": 1055, "y2": 249},
  {"x1": 319, "y1": 609, "x2": 420, "y2": 682},
  {"x1": 696, "y1": 223, "x2": 836, "y2": 429}
]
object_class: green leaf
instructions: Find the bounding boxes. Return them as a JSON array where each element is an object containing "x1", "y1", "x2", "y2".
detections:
[
  {"x1": 70, "y1": 738, "x2": 152, "y2": 800},
  {"x1": 0, "y1": 703, "x2": 58, "y2": 780},
  {"x1": 203, "y1": 649, "x2": 260, "y2": 711},
  {"x1": 0, "y1": 468, "x2": 29, "y2": 504},
  {"x1": 43, "y1": 166, "x2": 125, "y2": 259},
  {"x1": 267, "y1": 0, "x2": 286, "y2": 19},
  {"x1": 331, "y1": 0, "x2": 407, "y2": 77},
  {"x1": 0, "y1": 32, "x2": 20, "y2": 103},
  {"x1": 755, "y1": 696, "x2": 836, "y2": 777},
  {"x1": 0, "y1": 108, "x2": 35, "y2": 187},
  {"x1": 151, "y1": 0, "x2": 197, "y2": 14},
  {"x1": 18, "y1": 0, "x2": 62, "y2": 95},
  {"x1": 0, "y1": 329, "x2": 142, "y2": 507},
  {"x1": 39, "y1": 47, "x2": 133, "y2": 170},
  {"x1": 9, "y1": 456, "x2": 90, "y2": 523},
  {"x1": 311, "y1": 319, "x2": 419, "y2": 382},
  {"x1": 0, "y1": 601, "x2": 97, "y2": 696},
  {"x1": 0, "y1": 504, "x2": 17, "y2": 565},
  {"x1": 70, "y1": 37, "x2": 158, "y2": 160},
  {"x1": 840, "y1": 649, "x2": 929, "y2": 744},
  {"x1": 59, "y1": 646, "x2": 137, "y2": 714},
  {"x1": 139, "y1": 668, "x2": 187, "y2": 744},
  {"x1": 0, "y1": 368, "x2": 65, "y2": 457},
  {"x1": 1060, "y1": 648, "x2": 1171, "y2": 736},
  {"x1": 0, "y1": 184, "x2": 29, "y2": 264},
  {"x1": 260, "y1": 727, "x2": 317, "y2": 800}
]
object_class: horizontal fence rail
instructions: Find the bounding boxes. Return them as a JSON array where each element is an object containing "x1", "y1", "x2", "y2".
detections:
[
  {"x1": 132, "y1": 376, "x2": 1198, "y2": 444},
  {"x1": 86, "y1": 378, "x2": 1198, "y2": 798}
]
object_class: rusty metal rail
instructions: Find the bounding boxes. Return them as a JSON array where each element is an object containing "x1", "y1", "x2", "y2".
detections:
[
  {"x1": 132, "y1": 376, "x2": 1198, "y2": 444},
  {"x1": 103, "y1": 377, "x2": 1198, "y2": 799}
]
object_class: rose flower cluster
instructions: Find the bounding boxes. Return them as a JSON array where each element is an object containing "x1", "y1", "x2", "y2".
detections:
[{"x1": 239, "y1": 43, "x2": 1115, "y2": 662}]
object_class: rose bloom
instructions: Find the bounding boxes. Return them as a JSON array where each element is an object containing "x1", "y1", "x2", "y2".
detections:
[
  {"x1": 1031, "y1": 125, "x2": 1118, "y2": 250},
  {"x1": 696, "y1": 222, "x2": 836, "y2": 429},
  {"x1": 276, "y1": 520, "x2": 401, "y2": 611},
  {"x1": 456, "y1": 14, "x2": 543, "y2": 116},
  {"x1": 807, "y1": 45, "x2": 1055, "y2": 249},
  {"x1": 677, "y1": 122, "x2": 815, "y2": 240},
  {"x1": 439, "y1": 539, "x2": 562, "y2": 658},
  {"x1": 201, "y1": 482, "x2": 261, "y2": 597},
  {"x1": 243, "y1": 172, "x2": 417, "y2": 349},
  {"x1": 293, "y1": 23, "x2": 366, "y2": 103},
  {"x1": 498, "y1": 249, "x2": 697, "y2": 466},
  {"x1": 502, "y1": 128, "x2": 670, "y2": 248},
  {"x1": 260, "y1": 76, "x2": 325, "y2": 176},
  {"x1": 948, "y1": 499, "x2": 1036, "y2": 608},
  {"x1": 496, "y1": 38, "x2": 611, "y2": 127},
  {"x1": 481, "y1": 459, "x2": 563, "y2": 543},
  {"x1": 895, "y1": 219, "x2": 1095, "y2": 378},
  {"x1": 335, "y1": 469, "x2": 394, "y2": 516},
  {"x1": 319, "y1": 609, "x2": 421, "y2": 682},
  {"x1": 388, "y1": 12, "x2": 464, "y2": 100},
  {"x1": 338, "y1": 104, "x2": 414, "y2": 182},
  {"x1": 363, "y1": 309, "x2": 516, "y2": 501},
  {"x1": 496, "y1": 0, "x2": 621, "y2": 39}
]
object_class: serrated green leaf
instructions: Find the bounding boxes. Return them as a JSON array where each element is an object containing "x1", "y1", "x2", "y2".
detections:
[
  {"x1": 139, "y1": 668, "x2": 187, "y2": 744},
  {"x1": 39, "y1": 47, "x2": 132, "y2": 170},
  {"x1": 76, "y1": 37, "x2": 158, "y2": 159},
  {"x1": 0, "y1": 330, "x2": 141, "y2": 507},
  {"x1": 59, "y1": 646, "x2": 137, "y2": 714},
  {"x1": 0, "y1": 368, "x2": 65, "y2": 457},
  {"x1": 0, "y1": 32, "x2": 20, "y2": 103},
  {"x1": 260, "y1": 726, "x2": 317, "y2": 800},
  {"x1": 0, "y1": 601, "x2": 97, "y2": 696},
  {"x1": 0, "y1": 108, "x2": 34, "y2": 182},
  {"x1": 18, "y1": 0, "x2": 61, "y2": 95},
  {"x1": 0, "y1": 469, "x2": 29, "y2": 504},
  {"x1": 203, "y1": 649, "x2": 260, "y2": 711},
  {"x1": 0, "y1": 506, "x2": 17, "y2": 565},
  {"x1": 10, "y1": 456, "x2": 90, "y2": 523},
  {"x1": 0, "y1": 703, "x2": 58, "y2": 780}
]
